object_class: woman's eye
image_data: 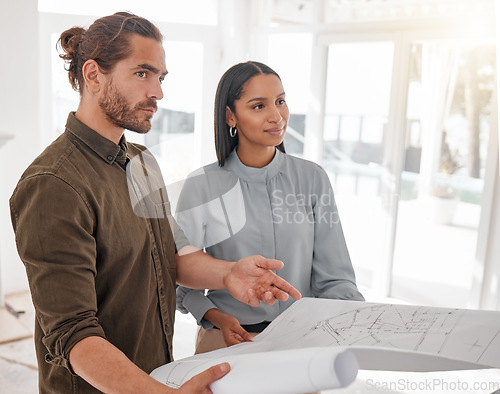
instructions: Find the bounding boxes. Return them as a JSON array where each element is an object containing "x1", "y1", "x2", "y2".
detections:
[
  {"x1": 253, "y1": 104, "x2": 264, "y2": 110},
  {"x1": 278, "y1": 99, "x2": 286, "y2": 105}
]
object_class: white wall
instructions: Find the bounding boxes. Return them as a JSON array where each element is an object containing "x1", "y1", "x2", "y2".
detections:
[{"x1": 0, "y1": 0, "x2": 41, "y2": 297}]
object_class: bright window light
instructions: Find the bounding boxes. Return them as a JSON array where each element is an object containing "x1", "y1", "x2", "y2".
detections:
[{"x1": 38, "y1": 0, "x2": 218, "y2": 25}]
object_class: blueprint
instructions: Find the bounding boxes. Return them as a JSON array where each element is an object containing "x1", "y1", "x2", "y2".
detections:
[
  {"x1": 257, "y1": 298, "x2": 500, "y2": 369},
  {"x1": 151, "y1": 298, "x2": 500, "y2": 391}
]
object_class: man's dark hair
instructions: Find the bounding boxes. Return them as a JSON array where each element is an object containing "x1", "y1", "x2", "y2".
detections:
[{"x1": 57, "y1": 11, "x2": 163, "y2": 93}]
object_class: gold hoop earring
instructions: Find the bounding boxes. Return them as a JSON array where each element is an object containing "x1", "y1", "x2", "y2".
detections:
[{"x1": 229, "y1": 126, "x2": 237, "y2": 138}]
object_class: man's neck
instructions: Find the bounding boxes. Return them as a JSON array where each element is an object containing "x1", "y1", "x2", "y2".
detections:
[{"x1": 75, "y1": 101, "x2": 124, "y2": 145}]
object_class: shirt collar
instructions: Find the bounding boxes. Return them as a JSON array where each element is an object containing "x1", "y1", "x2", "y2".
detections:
[
  {"x1": 225, "y1": 147, "x2": 284, "y2": 182},
  {"x1": 65, "y1": 112, "x2": 128, "y2": 166}
]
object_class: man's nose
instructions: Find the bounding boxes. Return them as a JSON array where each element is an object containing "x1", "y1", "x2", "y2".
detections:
[{"x1": 149, "y1": 80, "x2": 164, "y2": 100}]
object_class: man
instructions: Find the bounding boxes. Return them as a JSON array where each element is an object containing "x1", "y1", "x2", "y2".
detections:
[{"x1": 10, "y1": 12, "x2": 300, "y2": 393}]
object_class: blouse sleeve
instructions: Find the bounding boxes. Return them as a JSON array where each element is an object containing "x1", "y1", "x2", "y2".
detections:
[
  {"x1": 169, "y1": 215, "x2": 190, "y2": 253},
  {"x1": 175, "y1": 286, "x2": 218, "y2": 329},
  {"x1": 310, "y1": 165, "x2": 365, "y2": 301},
  {"x1": 175, "y1": 170, "x2": 218, "y2": 328}
]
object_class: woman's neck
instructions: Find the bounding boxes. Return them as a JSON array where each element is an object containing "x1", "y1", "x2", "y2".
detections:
[{"x1": 236, "y1": 146, "x2": 276, "y2": 168}]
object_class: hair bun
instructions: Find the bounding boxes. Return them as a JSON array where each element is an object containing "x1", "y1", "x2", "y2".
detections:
[{"x1": 58, "y1": 26, "x2": 86, "y2": 91}]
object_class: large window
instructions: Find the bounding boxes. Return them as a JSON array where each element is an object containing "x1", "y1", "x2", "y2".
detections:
[
  {"x1": 323, "y1": 41, "x2": 395, "y2": 290},
  {"x1": 321, "y1": 34, "x2": 496, "y2": 308},
  {"x1": 392, "y1": 41, "x2": 496, "y2": 307}
]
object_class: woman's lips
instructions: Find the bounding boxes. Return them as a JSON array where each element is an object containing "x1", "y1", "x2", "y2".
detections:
[{"x1": 265, "y1": 127, "x2": 284, "y2": 136}]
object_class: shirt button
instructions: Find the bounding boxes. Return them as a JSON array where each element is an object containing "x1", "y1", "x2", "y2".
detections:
[
  {"x1": 107, "y1": 155, "x2": 113, "y2": 161},
  {"x1": 153, "y1": 248, "x2": 158, "y2": 256},
  {"x1": 160, "y1": 287, "x2": 164, "y2": 295}
]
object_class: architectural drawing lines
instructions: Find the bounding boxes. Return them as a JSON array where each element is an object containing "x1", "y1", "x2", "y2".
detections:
[
  {"x1": 438, "y1": 309, "x2": 463, "y2": 355},
  {"x1": 302, "y1": 304, "x2": 466, "y2": 355},
  {"x1": 478, "y1": 328, "x2": 500, "y2": 362}
]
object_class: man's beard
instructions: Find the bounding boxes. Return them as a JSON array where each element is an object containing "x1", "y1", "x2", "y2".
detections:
[{"x1": 99, "y1": 82, "x2": 157, "y2": 134}]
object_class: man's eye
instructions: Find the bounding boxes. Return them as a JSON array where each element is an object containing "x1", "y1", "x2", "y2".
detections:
[
  {"x1": 159, "y1": 76, "x2": 165, "y2": 84},
  {"x1": 136, "y1": 71, "x2": 147, "y2": 78}
]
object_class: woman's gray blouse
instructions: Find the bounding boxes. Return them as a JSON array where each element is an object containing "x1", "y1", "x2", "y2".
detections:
[{"x1": 175, "y1": 149, "x2": 364, "y2": 329}]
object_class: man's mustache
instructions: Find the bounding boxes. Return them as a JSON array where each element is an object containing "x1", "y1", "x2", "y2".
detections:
[{"x1": 137, "y1": 100, "x2": 158, "y2": 112}]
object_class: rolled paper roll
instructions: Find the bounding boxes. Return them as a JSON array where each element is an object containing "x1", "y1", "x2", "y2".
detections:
[
  {"x1": 208, "y1": 347, "x2": 358, "y2": 393},
  {"x1": 151, "y1": 346, "x2": 358, "y2": 393}
]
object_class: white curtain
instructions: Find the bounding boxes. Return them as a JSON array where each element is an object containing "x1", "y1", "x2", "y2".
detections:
[{"x1": 418, "y1": 43, "x2": 460, "y2": 198}]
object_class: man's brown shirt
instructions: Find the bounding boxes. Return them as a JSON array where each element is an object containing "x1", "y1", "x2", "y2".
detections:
[{"x1": 10, "y1": 113, "x2": 188, "y2": 393}]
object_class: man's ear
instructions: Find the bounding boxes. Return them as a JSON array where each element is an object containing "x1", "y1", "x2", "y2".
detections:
[
  {"x1": 226, "y1": 106, "x2": 236, "y2": 128},
  {"x1": 81, "y1": 59, "x2": 102, "y2": 95}
]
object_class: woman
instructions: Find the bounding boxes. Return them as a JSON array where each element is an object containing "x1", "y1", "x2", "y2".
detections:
[{"x1": 176, "y1": 61, "x2": 364, "y2": 354}]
